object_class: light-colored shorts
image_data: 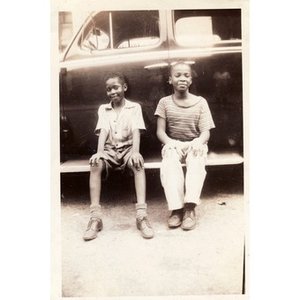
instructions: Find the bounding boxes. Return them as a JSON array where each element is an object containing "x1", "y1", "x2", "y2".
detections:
[{"x1": 100, "y1": 145, "x2": 133, "y2": 180}]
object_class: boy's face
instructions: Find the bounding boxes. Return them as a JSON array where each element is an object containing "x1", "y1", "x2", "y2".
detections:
[
  {"x1": 169, "y1": 64, "x2": 192, "y2": 92},
  {"x1": 105, "y1": 77, "x2": 127, "y2": 104}
]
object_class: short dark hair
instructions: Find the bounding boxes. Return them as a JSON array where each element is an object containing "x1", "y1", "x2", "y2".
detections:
[
  {"x1": 169, "y1": 61, "x2": 197, "y2": 78},
  {"x1": 104, "y1": 72, "x2": 126, "y2": 85},
  {"x1": 169, "y1": 61, "x2": 192, "y2": 73}
]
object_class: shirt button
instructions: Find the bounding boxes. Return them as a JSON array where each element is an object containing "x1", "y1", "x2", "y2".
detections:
[{"x1": 115, "y1": 132, "x2": 117, "y2": 134}]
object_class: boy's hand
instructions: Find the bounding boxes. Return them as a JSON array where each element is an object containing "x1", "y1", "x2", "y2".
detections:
[
  {"x1": 89, "y1": 151, "x2": 109, "y2": 167},
  {"x1": 129, "y1": 152, "x2": 144, "y2": 171},
  {"x1": 162, "y1": 140, "x2": 188, "y2": 157},
  {"x1": 189, "y1": 139, "x2": 206, "y2": 156}
]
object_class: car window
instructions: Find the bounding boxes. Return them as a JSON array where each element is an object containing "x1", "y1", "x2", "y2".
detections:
[
  {"x1": 173, "y1": 9, "x2": 241, "y2": 47},
  {"x1": 79, "y1": 10, "x2": 160, "y2": 52}
]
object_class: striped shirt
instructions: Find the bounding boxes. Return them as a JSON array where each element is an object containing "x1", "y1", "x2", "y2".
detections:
[{"x1": 155, "y1": 95, "x2": 215, "y2": 142}]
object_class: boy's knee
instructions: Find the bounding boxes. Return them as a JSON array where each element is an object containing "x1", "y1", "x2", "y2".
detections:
[
  {"x1": 90, "y1": 160, "x2": 105, "y2": 174},
  {"x1": 129, "y1": 165, "x2": 145, "y2": 175},
  {"x1": 162, "y1": 148, "x2": 181, "y2": 160},
  {"x1": 186, "y1": 152, "x2": 206, "y2": 166},
  {"x1": 162, "y1": 154, "x2": 181, "y2": 166}
]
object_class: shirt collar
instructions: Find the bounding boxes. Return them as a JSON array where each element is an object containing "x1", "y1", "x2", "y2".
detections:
[{"x1": 105, "y1": 99, "x2": 135, "y2": 110}]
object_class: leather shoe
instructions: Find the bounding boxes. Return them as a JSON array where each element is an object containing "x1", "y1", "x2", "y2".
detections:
[
  {"x1": 181, "y1": 207, "x2": 196, "y2": 230},
  {"x1": 167, "y1": 208, "x2": 184, "y2": 228},
  {"x1": 136, "y1": 217, "x2": 154, "y2": 239},
  {"x1": 83, "y1": 218, "x2": 103, "y2": 241}
]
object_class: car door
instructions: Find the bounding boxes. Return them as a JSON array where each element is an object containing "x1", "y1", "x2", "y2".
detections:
[
  {"x1": 167, "y1": 9, "x2": 243, "y2": 162},
  {"x1": 60, "y1": 10, "x2": 170, "y2": 162}
]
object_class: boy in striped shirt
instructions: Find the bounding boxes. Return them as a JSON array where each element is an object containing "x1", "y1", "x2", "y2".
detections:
[{"x1": 155, "y1": 61, "x2": 215, "y2": 230}]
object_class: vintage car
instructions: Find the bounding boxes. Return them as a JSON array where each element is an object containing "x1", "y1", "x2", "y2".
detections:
[{"x1": 59, "y1": 9, "x2": 244, "y2": 173}]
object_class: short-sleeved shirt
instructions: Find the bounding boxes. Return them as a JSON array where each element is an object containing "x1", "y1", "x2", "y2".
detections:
[
  {"x1": 95, "y1": 99, "x2": 146, "y2": 149},
  {"x1": 154, "y1": 95, "x2": 215, "y2": 142}
]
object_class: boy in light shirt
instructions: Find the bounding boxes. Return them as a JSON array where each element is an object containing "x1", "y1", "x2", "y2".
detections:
[{"x1": 83, "y1": 72, "x2": 154, "y2": 240}]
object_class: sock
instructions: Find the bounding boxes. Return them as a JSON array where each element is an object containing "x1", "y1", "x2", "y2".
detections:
[
  {"x1": 172, "y1": 208, "x2": 184, "y2": 215},
  {"x1": 184, "y1": 202, "x2": 196, "y2": 210},
  {"x1": 173, "y1": 208, "x2": 184, "y2": 212},
  {"x1": 90, "y1": 204, "x2": 102, "y2": 219},
  {"x1": 135, "y1": 203, "x2": 147, "y2": 219}
]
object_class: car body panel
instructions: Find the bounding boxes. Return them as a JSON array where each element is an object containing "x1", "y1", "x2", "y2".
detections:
[{"x1": 59, "y1": 9, "x2": 244, "y2": 171}]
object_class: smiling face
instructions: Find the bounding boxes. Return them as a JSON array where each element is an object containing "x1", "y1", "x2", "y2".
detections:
[
  {"x1": 105, "y1": 77, "x2": 127, "y2": 106},
  {"x1": 169, "y1": 63, "x2": 193, "y2": 93}
]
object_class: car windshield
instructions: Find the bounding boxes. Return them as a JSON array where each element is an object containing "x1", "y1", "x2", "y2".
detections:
[{"x1": 79, "y1": 10, "x2": 160, "y2": 52}]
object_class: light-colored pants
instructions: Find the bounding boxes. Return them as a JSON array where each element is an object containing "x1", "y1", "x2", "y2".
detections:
[{"x1": 160, "y1": 144, "x2": 208, "y2": 210}]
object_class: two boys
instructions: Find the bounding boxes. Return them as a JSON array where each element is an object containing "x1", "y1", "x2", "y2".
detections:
[{"x1": 83, "y1": 62, "x2": 215, "y2": 240}]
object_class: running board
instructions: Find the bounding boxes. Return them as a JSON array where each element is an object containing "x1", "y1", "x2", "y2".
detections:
[{"x1": 60, "y1": 152, "x2": 243, "y2": 173}]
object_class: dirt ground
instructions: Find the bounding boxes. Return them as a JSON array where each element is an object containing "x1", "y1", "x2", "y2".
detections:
[{"x1": 59, "y1": 166, "x2": 246, "y2": 298}]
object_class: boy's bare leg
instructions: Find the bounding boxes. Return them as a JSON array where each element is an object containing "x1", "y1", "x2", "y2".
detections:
[
  {"x1": 131, "y1": 167, "x2": 146, "y2": 204},
  {"x1": 83, "y1": 161, "x2": 105, "y2": 241},
  {"x1": 131, "y1": 167, "x2": 147, "y2": 218},
  {"x1": 89, "y1": 160, "x2": 105, "y2": 209},
  {"x1": 131, "y1": 167, "x2": 154, "y2": 238}
]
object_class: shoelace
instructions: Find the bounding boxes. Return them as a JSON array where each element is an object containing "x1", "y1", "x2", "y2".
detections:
[
  {"x1": 139, "y1": 217, "x2": 152, "y2": 228},
  {"x1": 87, "y1": 218, "x2": 100, "y2": 229},
  {"x1": 184, "y1": 209, "x2": 194, "y2": 219}
]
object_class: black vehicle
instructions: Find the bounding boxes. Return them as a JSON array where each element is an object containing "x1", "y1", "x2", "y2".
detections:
[{"x1": 59, "y1": 9, "x2": 244, "y2": 173}]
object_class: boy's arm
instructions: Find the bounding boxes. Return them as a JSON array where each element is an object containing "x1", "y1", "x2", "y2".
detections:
[
  {"x1": 156, "y1": 116, "x2": 172, "y2": 145},
  {"x1": 156, "y1": 116, "x2": 186, "y2": 156},
  {"x1": 97, "y1": 129, "x2": 108, "y2": 152},
  {"x1": 190, "y1": 98, "x2": 214, "y2": 156},
  {"x1": 194, "y1": 130, "x2": 210, "y2": 145},
  {"x1": 190, "y1": 130, "x2": 210, "y2": 156},
  {"x1": 89, "y1": 129, "x2": 109, "y2": 167},
  {"x1": 129, "y1": 129, "x2": 144, "y2": 171}
]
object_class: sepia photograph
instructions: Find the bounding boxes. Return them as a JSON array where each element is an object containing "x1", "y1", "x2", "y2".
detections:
[
  {"x1": 5, "y1": 1, "x2": 300, "y2": 300},
  {"x1": 52, "y1": 0, "x2": 249, "y2": 298}
]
